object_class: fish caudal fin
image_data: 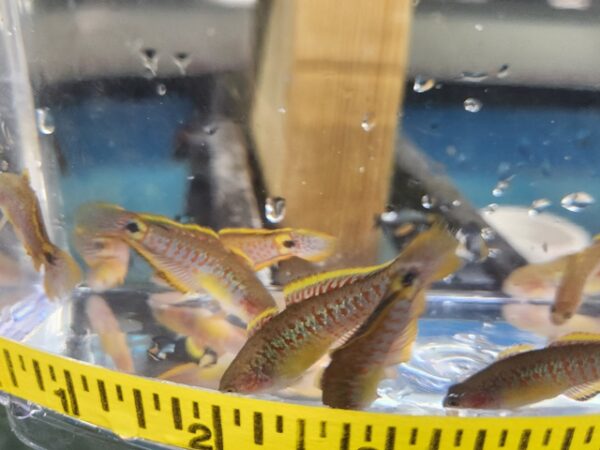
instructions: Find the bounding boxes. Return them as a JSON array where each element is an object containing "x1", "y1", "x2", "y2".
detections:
[
  {"x1": 43, "y1": 246, "x2": 82, "y2": 300},
  {"x1": 565, "y1": 380, "x2": 600, "y2": 401}
]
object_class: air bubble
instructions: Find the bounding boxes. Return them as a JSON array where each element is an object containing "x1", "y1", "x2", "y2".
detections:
[
  {"x1": 277, "y1": 107, "x2": 286, "y2": 114},
  {"x1": 265, "y1": 197, "x2": 286, "y2": 223},
  {"x1": 464, "y1": 98, "x2": 482, "y2": 113},
  {"x1": 202, "y1": 124, "x2": 218, "y2": 135},
  {"x1": 413, "y1": 76, "x2": 435, "y2": 93},
  {"x1": 497, "y1": 64, "x2": 510, "y2": 78},
  {"x1": 459, "y1": 71, "x2": 488, "y2": 83},
  {"x1": 156, "y1": 83, "x2": 167, "y2": 96},
  {"x1": 481, "y1": 227, "x2": 495, "y2": 241},
  {"x1": 561, "y1": 192, "x2": 595, "y2": 212},
  {"x1": 140, "y1": 48, "x2": 159, "y2": 77},
  {"x1": 421, "y1": 195, "x2": 435, "y2": 209},
  {"x1": 358, "y1": 166, "x2": 365, "y2": 174},
  {"x1": 492, "y1": 179, "x2": 510, "y2": 197},
  {"x1": 528, "y1": 198, "x2": 551, "y2": 215},
  {"x1": 173, "y1": 52, "x2": 191, "y2": 76},
  {"x1": 361, "y1": 114, "x2": 376, "y2": 132},
  {"x1": 482, "y1": 203, "x2": 498, "y2": 214},
  {"x1": 474, "y1": 24, "x2": 484, "y2": 31},
  {"x1": 35, "y1": 107, "x2": 55, "y2": 135}
]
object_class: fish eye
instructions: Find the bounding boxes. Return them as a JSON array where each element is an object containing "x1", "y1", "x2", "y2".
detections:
[
  {"x1": 282, "y1": 240, "x2": 296, "y2": 248},
  {"x1": 444, "y1": 392, "x2": 460, "y2": 407},
  {"x1": 124, "y1": 221, "x2": 141, "y2": 233},
  {"x1": 401, "y1": 269, "x2": 418, "y2": 287},
  {"x1": 44, "y1": 251, "x2": 55, "y2": 265}
]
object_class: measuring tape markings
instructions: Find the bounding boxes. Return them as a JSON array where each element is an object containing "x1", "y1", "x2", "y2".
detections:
[{"x1": 0, "y1": 337, "x2": 598, "y2": 450}]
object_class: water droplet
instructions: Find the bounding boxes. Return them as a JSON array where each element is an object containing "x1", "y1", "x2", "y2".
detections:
[
  {"x1": 421, "y1": 195, "x2": 435, "y2": 209},
  {"x1": 265, "y1": 197, "x2": 286, "y2": 223},
  {"x1": 35, "y1": 107, "x2": 55, "y2": 135},
  {"x1": 358, "y1": 166, "x2": 365, "y2": 174},
  {"x1": 173, "y1": 52, "x2": 191, "y2": 76},
  {"x1": 413, "y1": 76, "x2": 435, "y2": 93},
  {"x1": 156, "y1": 83, "x2": 167, "y2": 96},
  {"x1": 459, "y1": 71, "x2": 488, "y2": 82},
  {"x1": 482, "y1": 203, "x2": 498, "y2": 214},
  {"x1": 474, "y1": 24, "x2": 484, "y2": 31},
  {"x1": 561, "y1": 192, "x2": 595, "y2": 212},
  {"x1": 497, "y1": 64, "x2": 510, "y2": 78},
  {"x1": 361, "y1": 114, "x2": 376, "y2": 132},
  {"x1": 140, "y1": 48, "x2": 159, "y2": 77},
  {"x1": 202, "y1": 124, "x2": 218, "y2": 135},
  {"x1": 0, "y1": 160, "x2": 8, "y2": 171},
  {"x1": 464, "y1": 98, "x2": 482, "y2": 113},
  {"x1": 528, "y1": 198, "x2": 551, "y2": 215},
  {"x1": 277, "y1": 107, "x2": 286, "y2": 114},
  {"x1": 451, "y1": 199, "x2": 462, "y2": 207},
  {"x1": 547, "y1": 0, "x2": 591, "y2": 11},
  {"x1": 481, "y1": 227, "x2": 495, "y2": 241},
  {"x1": 187, "y1": 175, "x2": 195, "y2": 181},
  {"x1": 488, "y1": 248, "x2": 501, "y2": 258},
  {"x1": 492, "y1": 179, "x2": 510, "y2": 197}
]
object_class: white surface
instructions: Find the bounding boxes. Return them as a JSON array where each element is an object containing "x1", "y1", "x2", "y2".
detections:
[{"x1": 481, "y1": 205, "x2": 591, "y2": 263}]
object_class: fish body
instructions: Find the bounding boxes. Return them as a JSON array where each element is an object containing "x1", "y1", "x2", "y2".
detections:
[
  {"x1": 443, "y1": 334, "x2": 600, "y2": 409},
  {"x1": 322, "y1": 235, "x2": 459, "y2": 409},
  {"x1": 0, "y1": 171, "x2": 81, "y2": 299},
  {"x1": 219, "y1": 225, "x2": 459, "y2": 394},
  {"x1": 219, "y1": 228, "x2": 336, "y2": 271},
  {"x1": 75, "y1": 203, "x2": 276, "y2": 323},
  {"x1": 552, "y1": 241, "x2": 600, "y2": 324}
]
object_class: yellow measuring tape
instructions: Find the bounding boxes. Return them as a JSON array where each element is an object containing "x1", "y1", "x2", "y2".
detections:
[{"x1": 0, "y1": 337, "x2": 598, "y2": 450}]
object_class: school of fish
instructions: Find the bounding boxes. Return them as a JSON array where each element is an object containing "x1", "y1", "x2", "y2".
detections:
[{"x1": 2, "y1": 169, "x2": 600, "y2": 412}]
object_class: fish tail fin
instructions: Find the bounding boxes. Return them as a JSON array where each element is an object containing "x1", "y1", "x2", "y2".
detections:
[
  {"x1": 565, "y1": 380, "x2": 600, "y2": 401},
  {"x1": 43, "y1": 245, "x2": 82, "y2": 300}
]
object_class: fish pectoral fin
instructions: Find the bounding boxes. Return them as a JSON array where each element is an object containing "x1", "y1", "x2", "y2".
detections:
[
  {"x1": 246, "y1": 307, "x2": 279, "y2": 336},
  {"x1": 564, "y1": 380, "x2": 600, "y2": 401},
  {"x1": 549, "y1": 332, "x2": 600, "y2": 346},
  {"x1": 496, "y1": 344, "x2": 536, "y2": 360}
]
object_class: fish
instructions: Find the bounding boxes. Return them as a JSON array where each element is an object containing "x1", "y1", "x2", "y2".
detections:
[
  {"x1": 85, "y1": 295, "x2": 134, "y2": 373},
  {"x1": 219, "y1": 225, "x2": 459, "y2": 394},
  {"x1": 75, "y1": 203, "x2": 277, "y2": 323},
  {"x1": 503, "y1": 249, "x2": 600, "y2": 301},
  {"x1": 552, "y1": 240, "x2": 600, "y2": 325},
  {"x1": 73, "y1": 232, "x2": 130, "y2": 291},
  {"x1": 502, "y1": 303, "x2": 600, "y2": 341},
  {"x1": 443, "y1": 333, "x2": 600, "y2": 410},
  {"x1": 218, "y1": 228, "x2": 336, "y2": 271},
  {"x1": 0, "y1": 171, "x2": 82, "y2": 300},
  {"x1": 321, "y1": 237, "x2": 460, "y2": 410}
]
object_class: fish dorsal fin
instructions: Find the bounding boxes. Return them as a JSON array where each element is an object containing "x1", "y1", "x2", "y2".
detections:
[
  {"x1": 564, "y1": 380, "x2": 600, "y2": 401},
  {"x1": 139, "y1": 213, "x2": 219, "y2": 240},
  {"x1": 219, "y1": 228, "x2": 291, "y2": 236},
  {"x1": 549, "y1": 332, "x2": 600, "y2": 346},
  {"x1": 283, "y1": 262, "x2": 391, "y2": 306},
  {"x1": 246, "y1": 307, "x2": 279, "y2": 336},
  {"x1": 496, "y1": 344, "x2": 536, "y2": 360}
]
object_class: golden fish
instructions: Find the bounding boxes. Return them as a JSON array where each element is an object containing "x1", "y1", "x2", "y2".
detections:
[
  {"x1": 218, "y1": 228, "x2": 336, "y2": 271},
  {"x1": 85, "y1": 295, "x2": 134, "y2": 373},
  {"x1": 444, "y1": 333, "x2": 600, "y2": 409},
  {"x1": 0, "y1": 171, "x2": 81, "y2": 299},
  {"x1": 322, "y1": 237, "x2": 460, "y2": 410},
  {"x1": 75, "y1": 203, "x2": 277, "y2": 323},
  {"x1": 73, "y1": 233, "x2": 130, "y2": 291},
  {"x1": 219, "y1": 225, "x2": 459, "y2": 394},
  {"x1": 552, "y1": 240, "x2": 600, "y2": 324}
]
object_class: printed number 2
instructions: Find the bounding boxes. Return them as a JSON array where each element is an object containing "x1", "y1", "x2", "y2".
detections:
[{"x1": 188, "y1": 423, "x2": 213, "y2": 450}]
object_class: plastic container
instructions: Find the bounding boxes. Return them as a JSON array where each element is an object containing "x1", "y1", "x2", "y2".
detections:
[{"x1": 1, "y1": 1, "x2": 600, "y2": 449}]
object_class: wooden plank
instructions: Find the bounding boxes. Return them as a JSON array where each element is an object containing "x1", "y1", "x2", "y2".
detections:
[{"x1": 252, "y1": 0, "x2": 413, "y2": 264}]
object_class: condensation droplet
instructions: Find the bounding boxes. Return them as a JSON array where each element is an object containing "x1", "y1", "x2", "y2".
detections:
[
  {"x1": 459, "y1": 71, "x2": 488, "y2": 83},
  {"x1": 421, "y1": 194, "x2": 435, "y2": 209},
  {"x1": 361, "y1": 114, "x2": 376, "y2": 132},
  {"x1": 156, "y1": 83, "x2": 167, "y2": 96},
  {"x1": 464, "y1": 98, "x2": 482, "y2": 113},
  {"x1": 492, "y1": 179, "x2": 510, "y2": 197},
  {"x1": 497, "y1": 64, "x2": 510, "y2": 78},
  {"x1": 140, "y1": 48, "x2": 159, "y2": 77},
  {"x1": 35, "y1": 107, "x2": 55, "y2": 135},
  {"x1": 413, "y1": 76, "x2": 436, "y2": 93},
  {"x1": 528, "y1": 198, "x2": 552, "y2": 215},
  {"x1": 202, "y1": 124, "x2": 218, "y2": 135},
  {"x1": 561, "y1": 192, "x2": 595, "y2": 212},
  {"x1": 265, "y1": 197, "x2": 286, "y2": 223},
  {"x1": 173, "y1": 52, "x2": 191, "y2": 76},
  {"x1": 482, "y1": 203, "x2": 498, "y2": 214},
  {"x1": 481, "y1": 227, "x2": 495, "y2": 241}
]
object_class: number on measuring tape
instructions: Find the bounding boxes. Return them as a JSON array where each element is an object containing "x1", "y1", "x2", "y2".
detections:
[{"x1": 0, "y1": 337, "x2": 598, "y2": 450}]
